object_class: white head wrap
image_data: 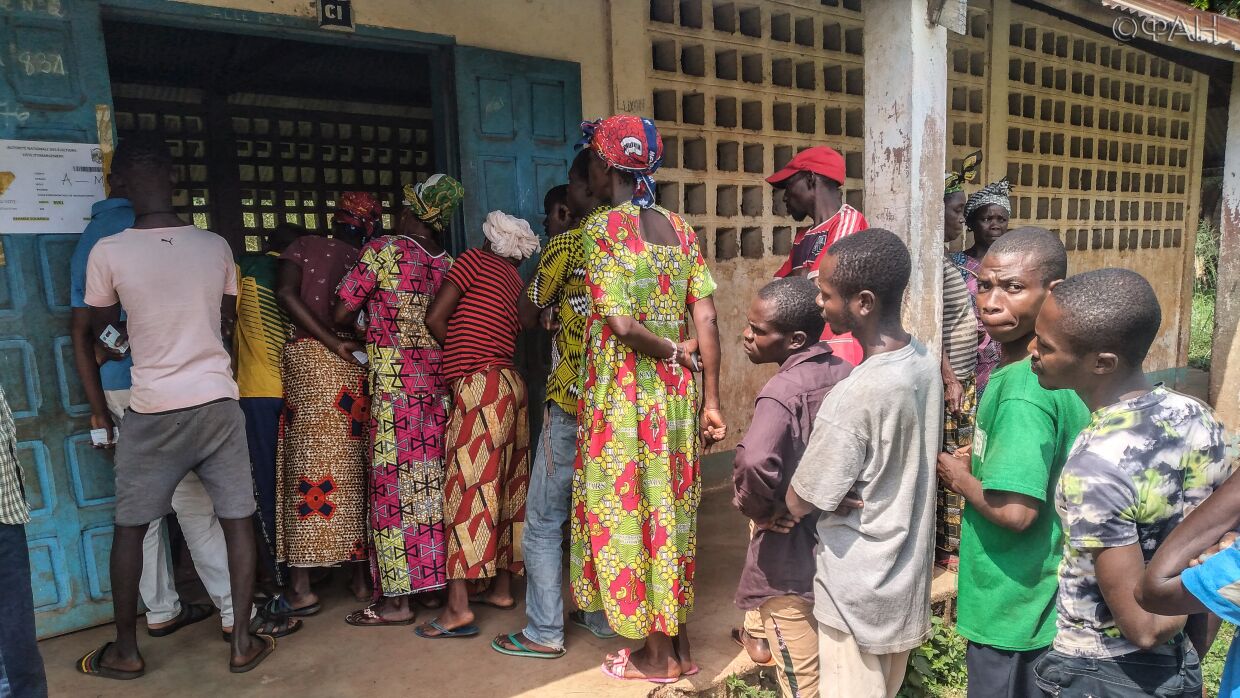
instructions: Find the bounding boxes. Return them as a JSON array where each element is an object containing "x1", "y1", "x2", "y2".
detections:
[{"x1": 482, "y1": 210, "x2": 541, "y2": 261}]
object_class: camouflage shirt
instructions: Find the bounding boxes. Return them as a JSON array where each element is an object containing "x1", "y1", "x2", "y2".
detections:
[{"x1": 1053, "y1": 385, "x2": 1231, "y2": 657}]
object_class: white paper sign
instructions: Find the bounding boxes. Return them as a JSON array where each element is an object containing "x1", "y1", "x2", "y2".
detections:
[{"x1": 0, "y1": 139, "x2": 106, "y2": 234}]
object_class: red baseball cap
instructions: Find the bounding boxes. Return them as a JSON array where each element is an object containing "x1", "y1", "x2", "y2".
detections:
[{"x1": 766, "y1": 146, "x2": 846, "y2": 187}]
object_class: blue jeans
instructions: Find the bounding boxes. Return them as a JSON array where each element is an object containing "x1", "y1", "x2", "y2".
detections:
[
  {"x1": 521, "y1": 403, "x2": 610, "y2": 650},
  {"x1": 1034, "y1": 644, "x2": 1202, "y2": 697},
  {"x1": 0, "y1": 523, "x2": 47, "y2": 698}
]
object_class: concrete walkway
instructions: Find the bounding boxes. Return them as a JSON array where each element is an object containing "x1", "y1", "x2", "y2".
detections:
[{"x1": 40, "y1": 474, "x2": 758, "y2": 698}]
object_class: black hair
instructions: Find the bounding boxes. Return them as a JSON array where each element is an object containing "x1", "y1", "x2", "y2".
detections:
[
  {"x1": 112, "y1": 132, "x2": 173, "y2": 175},
  {"x1": 1051, "y1": 268, "x2": 1161, "y2": 367},
  {"x1": 756, "y1": 277, "x2": 826, "y2": 339},
  {"x1": 268, "y1": 222, "x2": 308, "y2": 253},
  {"x1": 824, "y1": 228, "x2": 910, "y2": 312},
  {"x1": 985, "y1": 226, "x2": 1068, "y2": 284},
  {"x1": 569, "y1": 148, "x2": 592, "y2": 179},
  {"x1": 543, "y1": 184, "x2": 569, "y2": 212}
]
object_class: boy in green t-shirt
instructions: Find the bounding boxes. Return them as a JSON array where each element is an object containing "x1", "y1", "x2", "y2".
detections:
[{"x1": 935, "y1": 227, "x2": 1090, "y2": 697}]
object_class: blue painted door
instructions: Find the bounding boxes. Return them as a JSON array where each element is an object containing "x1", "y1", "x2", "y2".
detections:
[
  {"x1": 452, "y1": 47, "x2": 581, "y2": 432},
  {"x1": 452, "y1": 46, "x2": 581, "y2": 253},
  {"x1": 0, "y1": 0, "x2": 119, "y2": 637}
]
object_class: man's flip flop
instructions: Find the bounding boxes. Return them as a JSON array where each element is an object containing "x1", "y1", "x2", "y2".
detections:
[
  {"x1": 147, "y1": 602, "x2": 215, "y2": 638},
  {"x1": 600, "y1": 648, "x2": 680, "y2": 684},
  {"x1": 229, "y1": 634, "x2": 276, "y2": 674},
  {"x1": 261, "y1": 594, "x2": 321, "y2": 618},
  {"x1": 570, "y1": 610, "x2": 618, "y2": 639},
  {"x1": 491, "y1": 633, "x2": 565, "y2": 659},
  {"x1": 77, "y1": 642, "x2": 145, "y2": 680},
  {"x1": 414, "y1": 618, "x2": 480, "y2": 639},
  {"x1": 345, "y1": 604, "x2": 417, "y2": 627}
]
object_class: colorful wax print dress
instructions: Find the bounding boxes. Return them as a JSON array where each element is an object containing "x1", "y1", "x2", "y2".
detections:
[{"x1": 570, "y1": 202, "x2": 717, "y2": 640}]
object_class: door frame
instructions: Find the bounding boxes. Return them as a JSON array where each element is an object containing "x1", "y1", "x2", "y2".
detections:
[{"x1": 97, "y1": 0, "x2": 463, "y2": 244}]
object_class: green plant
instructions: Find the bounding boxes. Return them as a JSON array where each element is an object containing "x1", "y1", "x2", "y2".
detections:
[
  {"x1": 1188, "y1": 0, "x2": 1240, "y2": 17},
  {"x1": 1203, "y1": 622, "x2": 1235, "y2": 698},
  {"x1": 1190, "y1": 291, "x2": 1215, "y2": 370},
  {"x1": 1196, "y1": 218, "x2": 1220, "y2": 294},
  {"x1": 724, "y1": 672, "x2": 778, "y2": 698},
  {"x1": 899, "y1": 616, "x2": 968, "y2": 698}
]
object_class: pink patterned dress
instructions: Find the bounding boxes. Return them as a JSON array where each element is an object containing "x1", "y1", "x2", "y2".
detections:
[{"x1": 337, "y1": 236, "x2": 453, "y2": 596}]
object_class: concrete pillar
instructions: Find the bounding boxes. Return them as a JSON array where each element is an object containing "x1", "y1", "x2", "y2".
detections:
[
  {"x1": 862, "y1": 0, "x2": 949, "y2": 350},
  {"x1": 1211, "y1": 63, "x2": 1240, "y2": 429}
]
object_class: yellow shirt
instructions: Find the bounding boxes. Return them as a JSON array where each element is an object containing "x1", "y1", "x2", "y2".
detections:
[{"x1": 233, "y1": 253, "x2": 286, "y2": 398}]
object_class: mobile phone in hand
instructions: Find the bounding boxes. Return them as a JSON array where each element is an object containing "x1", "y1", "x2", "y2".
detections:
[
  {"x1": 99, "y1": 324, "x2": 129, "y2": 355},
  {"x1": 352, "y1": 350, "x2": 369, "y2": 365}
]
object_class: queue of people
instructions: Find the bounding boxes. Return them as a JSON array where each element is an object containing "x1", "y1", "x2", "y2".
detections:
[{"x1": 0, "y1": 111, "x2": 1229, "y2": 698}]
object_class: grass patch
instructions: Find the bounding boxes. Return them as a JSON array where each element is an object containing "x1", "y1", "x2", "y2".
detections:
[
  {"x1": 1190, "y1": 291, "x2": 1215, "y2": 371},
  {"x1": 1205, "y1": 623, "x2": 1235, "y2": 698}
]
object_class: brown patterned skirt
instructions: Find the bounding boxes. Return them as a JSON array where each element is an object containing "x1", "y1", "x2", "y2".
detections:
[{"x1": 276, "y1": 338, "x2": 370, "y2": 567}]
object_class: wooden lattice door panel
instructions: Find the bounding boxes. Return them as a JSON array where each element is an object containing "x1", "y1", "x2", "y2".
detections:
[
  {"x1": 229, "y1": 107, "x2": 436, "y2": 251},
  {"x1": 113, "y1": 93, "x2": 215, "y2": 231}
]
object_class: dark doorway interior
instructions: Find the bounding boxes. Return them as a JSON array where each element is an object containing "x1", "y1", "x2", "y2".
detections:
[{"x1": 103, "y1": 20, "x2": 439, "y2": 251}]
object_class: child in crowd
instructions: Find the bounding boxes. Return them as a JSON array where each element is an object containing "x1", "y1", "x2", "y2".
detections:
[
  {"x1": 1139, "y1": 470, "x2": 1240, "y2": 698},
  {"x1": 935, "y1": 227, "x2": 1090, "y2": 697},
  {"x1": 1031, "y1": 268, "x2": 1231, "y2": 697},
  {"x1": 420, "y1": 210, "x2": 541, "y2": 639},
  {"x1": 732, "y1": 277, "x2": 852, "y2": 698},
  {"x1": 786, "y1": 228, "x2": 941, "y2": 698}
]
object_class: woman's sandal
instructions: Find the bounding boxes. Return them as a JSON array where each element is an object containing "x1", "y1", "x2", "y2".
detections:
[
  {"x1": 345, "y1": 603, "x2": 417, "y2": 627},
  {"x1": 600, "y1": 648, "x2": 681, "y2": 685}
]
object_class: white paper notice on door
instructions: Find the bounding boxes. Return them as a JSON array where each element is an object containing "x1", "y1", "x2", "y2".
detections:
[{"x1": 0, "y1": 139, "x2": 106, "y2": 234}]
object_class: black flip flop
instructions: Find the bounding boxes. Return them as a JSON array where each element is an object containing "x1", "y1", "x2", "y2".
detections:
[
  {"x1": 414, "y1": 618, "x2": 480, "y2": 639},
  {"x1": 223, "y1": 614, "x2": 303, "y2": 642},
  {"x1": 229, "y1": 634, "x2": 276, "y2": 674},
  {"x1": 148, "y1": 602, "x2": 215, "y2": 638},
  {"x1": 77, "y1": 642, "x2": 145, "y2": 681},
  {"x1": 261, "y1": 594, "x2": 321, "y2": 618}
]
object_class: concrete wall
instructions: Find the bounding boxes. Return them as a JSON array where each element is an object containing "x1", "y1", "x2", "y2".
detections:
[{"x1": 171, "y1": 0, "x2": 614, "y2": 118}]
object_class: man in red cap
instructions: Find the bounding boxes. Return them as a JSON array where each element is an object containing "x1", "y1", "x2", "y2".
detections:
[{"x1": 767, "y1": 145, "x2": 868, "y2": 365}]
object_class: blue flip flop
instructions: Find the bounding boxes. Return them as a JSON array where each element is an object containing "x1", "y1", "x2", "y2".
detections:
[{"x1": 415, "y1": 618, "x2": 479, "y2": 639}]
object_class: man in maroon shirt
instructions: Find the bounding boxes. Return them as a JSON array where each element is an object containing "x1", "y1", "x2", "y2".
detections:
[
  {"x1": 766, "y1": 146, "x2": 868, "y2": 365},
  {"x1": 730, "y1": 277, "x2": 853, "y2": 698}
]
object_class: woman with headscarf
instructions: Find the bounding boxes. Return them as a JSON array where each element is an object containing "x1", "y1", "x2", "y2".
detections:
[
  {"x1": 937, "y1": 154, "x2": 981, "y2": 569},
  {"x1": 271, "y1": 191, "x2": 380, "y2": 615},
  {"x1": 951, "y1": 177, "x2": 1012, "y2": 394},
  {"x1": 334, "y1": 176, "x2": 462, "y2": 626},
  {"x1": 414, "y1": 209, "x2": 541, "y2": 639},
  {"x1": 571, "y1": 115, "x2": 726, "y2": 682}
]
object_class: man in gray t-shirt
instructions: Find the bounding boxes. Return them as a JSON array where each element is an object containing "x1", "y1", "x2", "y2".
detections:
[{"x1": 788, "y1": 229, "x2": 941, "y2": 698}]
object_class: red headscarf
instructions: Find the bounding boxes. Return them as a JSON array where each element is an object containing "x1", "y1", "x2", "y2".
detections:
[
  {"x1": 334, "y1": 191, "x2": 383, "y2": 238},
  {"x1": 580, "y1": 115, "x2": 664, "y2": 208}
]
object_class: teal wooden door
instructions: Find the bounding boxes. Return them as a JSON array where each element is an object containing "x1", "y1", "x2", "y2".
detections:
[
  {"x1": 452, "y1": 46, "x2": 581, "y2": 251},
  {"x1": 0, "y1": 0, "x2": 119, "y2": 637},
  {"x1": 452, "y1": 46, "x2": 581, "y2": 435}
]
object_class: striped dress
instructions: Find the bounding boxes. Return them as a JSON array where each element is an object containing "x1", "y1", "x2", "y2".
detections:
[{"x1": 440, "y1": 248, "x2": 530, "y2": 581}]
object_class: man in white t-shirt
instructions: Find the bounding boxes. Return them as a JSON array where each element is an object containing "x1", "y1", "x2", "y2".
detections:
[
  {"x1": 75, "y1": 134, "x2": 286, "y2": 680},
  {"x1": 787, "y1": 228, "x2": 941, "y2": 698}
]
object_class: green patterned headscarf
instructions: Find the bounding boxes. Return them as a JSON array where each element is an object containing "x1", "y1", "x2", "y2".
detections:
[
  {"x1": 945, "y1": 150, "x2": 982, "y2": 196},
  {"x1": 403, "y1": 174, "x2": 464, "y2": 232}
]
